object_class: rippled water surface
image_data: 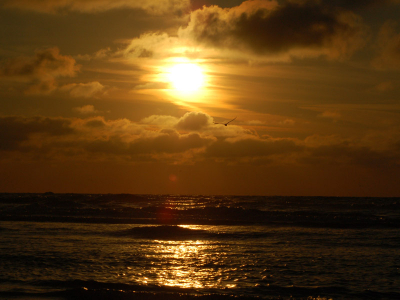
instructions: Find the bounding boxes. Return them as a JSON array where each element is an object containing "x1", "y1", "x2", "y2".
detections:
[{"x1": 1, "y1": 194, "x2": 399, "y2": 299}]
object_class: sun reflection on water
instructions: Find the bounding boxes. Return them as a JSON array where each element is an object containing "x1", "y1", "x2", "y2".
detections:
[
  {"x1": 147, "y1": 240, "x2": 211, "y2": 289},
  {"x1": 136, "y1": 239, "x2": 235, "y2": 289}
]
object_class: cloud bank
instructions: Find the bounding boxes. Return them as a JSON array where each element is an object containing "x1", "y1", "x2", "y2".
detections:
[{"x1": 1, "y1": 112, "x2": 399, "y2": 169}]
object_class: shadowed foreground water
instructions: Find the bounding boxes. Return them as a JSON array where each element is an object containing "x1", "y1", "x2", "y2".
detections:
[{"x1": 1, "y1": 194, "x2": 399, "y2": 299}]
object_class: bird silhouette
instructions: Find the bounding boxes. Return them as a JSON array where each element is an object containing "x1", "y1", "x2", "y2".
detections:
[{"x1": 214, "y1": 116, "x2": 237, "y2": 126}]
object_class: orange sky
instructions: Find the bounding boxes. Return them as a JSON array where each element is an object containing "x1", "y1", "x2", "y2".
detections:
[{"x1": 1, "y1": 0, "x2": 400, "y2": 196}]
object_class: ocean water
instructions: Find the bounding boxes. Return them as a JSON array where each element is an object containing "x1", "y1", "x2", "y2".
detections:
[{"x1": 0, "y1": 194, "x2": 399, "y2": 300}]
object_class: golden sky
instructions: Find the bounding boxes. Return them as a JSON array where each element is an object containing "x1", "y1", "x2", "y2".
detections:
[{"x1": 1, "y1": 0, "x2": 400, "y2": 196}]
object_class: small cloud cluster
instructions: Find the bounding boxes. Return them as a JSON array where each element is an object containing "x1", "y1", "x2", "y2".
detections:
[
  {"x1": 61, "y1": 81, "x2": 105, "y2": 98},
  {"x1": 1, "y1": 0, "x2": 191, "y2": 15},
  {"x1": 176, "y1": 111, "x2": 214, "y2": 131},
  {"x1": 0, "y1": 47, "x2": 79, "y2": 94},
  {"x1": 373, "y1": 81, "x2": 395, "y2": 92},
  {"x1": 0, "y1": 48, "x2": 107, "y2": 97},
  {"x1": 179, "y1": 0, "x2": 367, "y2": 60},
  {"x1": 123, "y1": 33, "x2": 178, "y2": 59},
  {"x1": 134, "y1": 82, "x2": 170, "y2": 90},
  {"x1": 1, "y1": 112, "x2": 399, "y2": 169},
  {"x1": 318, "y1": 110, "x2": 341, "y2": 121},
  {"x1": 142, "y1": 112, "x2": 254, "y2": 137},
  {"x1": 74, "y1": 105, "x2": 99, "y2": 115}
]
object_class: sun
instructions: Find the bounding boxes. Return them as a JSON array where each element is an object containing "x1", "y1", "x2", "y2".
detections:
[{"x1": 167, "y1": 63, "x2": 204, "y2": 93}]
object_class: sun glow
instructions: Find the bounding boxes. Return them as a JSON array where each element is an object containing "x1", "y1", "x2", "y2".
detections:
[{"x1": 167, "y1": 63, "x2": 204, "y2": 93}]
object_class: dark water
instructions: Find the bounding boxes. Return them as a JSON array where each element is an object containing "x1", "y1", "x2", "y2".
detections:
[{"x1": 0, "y1": 194, "x2": 399, "y2": 299}]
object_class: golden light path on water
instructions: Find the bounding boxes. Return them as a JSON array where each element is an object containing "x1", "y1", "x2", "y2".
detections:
[
  {"x1": 131, "y1": 197, "x2": 239, "y2": 288},
  {"x1": 138, "y1": 240, "x2": 236, "y2": 289},
  {"x1": 150, "y1": 241, "x2": 215, "y2": 288},
  {"x1": 128, "y1": 225, "x2": 241, "y2": 289}
]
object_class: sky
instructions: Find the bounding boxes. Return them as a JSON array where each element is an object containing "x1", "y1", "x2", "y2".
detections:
[{"x1": 1, "y1": 0, "x2": 400, "y2": 196}]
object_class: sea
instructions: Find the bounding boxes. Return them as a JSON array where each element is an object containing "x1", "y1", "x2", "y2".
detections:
[{"x1": 0, "y1": 193, "x2": 399, "y2": 300}]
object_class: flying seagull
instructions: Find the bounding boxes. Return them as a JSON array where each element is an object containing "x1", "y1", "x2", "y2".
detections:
[{"x1": 214, "y1": 116, "x2": 237, "y2": 126}]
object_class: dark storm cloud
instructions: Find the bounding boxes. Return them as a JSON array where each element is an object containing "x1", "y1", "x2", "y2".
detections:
[{"x1": 181, "y1": 0, "x2": 366, "y2": 58}]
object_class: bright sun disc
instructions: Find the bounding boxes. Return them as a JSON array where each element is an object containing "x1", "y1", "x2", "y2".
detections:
[{"x1": 168, "y1": 63, "x2": 204, "y2": 93}]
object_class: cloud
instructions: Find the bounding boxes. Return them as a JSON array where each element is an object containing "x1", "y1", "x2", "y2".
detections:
[
  {"x1": 121, "y1": 129, "x2": 213, "y2": 155},
  {"x1": 204, "y1": 135, "x2": 303, "y2": 160},
  {"x1": 176, "y1": 112, "x2": 214, "y2": 131},
  {"x1": 142, "y1": 112, "x2": 254, "y2": 137},
  {"x1": 141, "y1": 111, "x2": 214, "y2": 131},
  {"x1": 1, "y1": 113, "x2": 399, "y2": 168},
  {"x1": 0, "y1": 48, "x2": 106, "y2": 97},
  {"x1": 1, "y1": 0, "x2": 191, "y2": 15},
  {"x1": 141, "y1": 115, "x2": 180, "y2": 127},
  {"x1": 0, "y1": 47, "x2": 80, "y2": 94},
  {"x1": 134, "y1": 82, "x2": 170, "y2": 90},
  {"x1": 175, "y1": 113, "x2": 258, "y2": 139},
  {"x1": 80, "y1": 128, "x2": 213, "y2": 159},
  {"x1": 372, "y1": 21, "x2": 400, "y2": 70},
  {"x1": 61, "y1": 81, "x2": 105, "y2": 98},
  {"x1": 304, "y1": 142, "x2": 398, "y2": 167},
  {"x1": 118, "y1": 0, "x2": 372, "y2": 64},
  {"x1": 0, "y1": 116, "x2": 74, "y2": 151},
  {"x1": 123, "y1": 32, "x2": 179, "y2": 59},
  {"x1": 373, "y1": 81, "x2": 395, "y2": 92},
  {"x1": 0, "y1": 115, "x2": 214, "y2": 162},
  {"x1": 0, "y1": 112, "x2": 255, "y2": 163},
  {"x1": 302, "y1": 134, "x2": 400, "y2": 166},
  {"x1": 293, "y1": 0, "x2": 397, "y2": 11},
  {"x1": 179, "y1": 0, "x2": 367, "y2": 60},
  {"x1": 74, "y1": 105, "x2": 98, "y2": 114},
  {"x1": 0, "y1": 47, "x2": 78, "y2": 79},
  {"x1": 318, "y1": 110, "x2": 341, "y2": 120}
]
